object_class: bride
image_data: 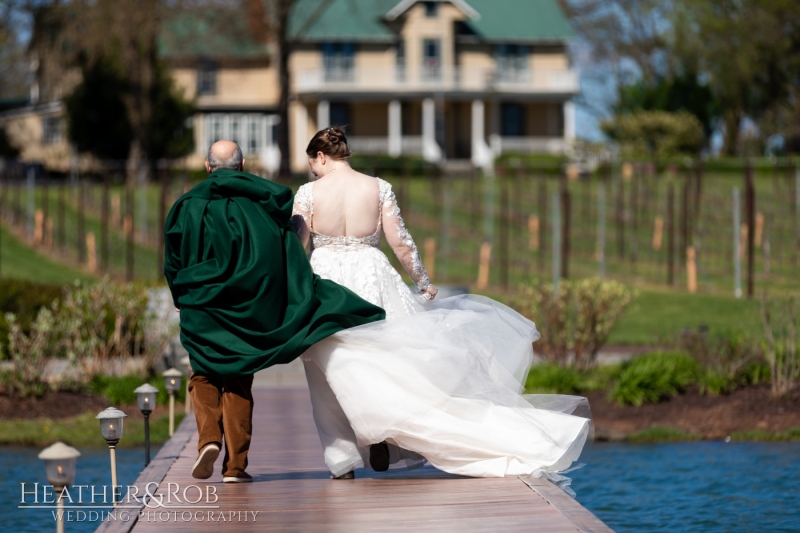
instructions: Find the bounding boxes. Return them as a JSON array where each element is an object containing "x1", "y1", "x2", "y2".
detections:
[{"x1": 292, "y1": 127, "x2": 591, "y2": 491}]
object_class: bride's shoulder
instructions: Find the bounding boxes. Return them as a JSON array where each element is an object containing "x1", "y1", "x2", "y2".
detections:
[{"x1": 374, "y1": 177, "x2": 394, "y2": 197}]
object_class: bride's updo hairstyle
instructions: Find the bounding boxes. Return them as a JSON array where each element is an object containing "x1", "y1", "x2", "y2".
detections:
[{"x1": 306, "y1": 126, "x2": 352, "y2": 160}]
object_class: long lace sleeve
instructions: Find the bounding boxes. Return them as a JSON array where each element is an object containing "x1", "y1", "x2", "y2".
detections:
[
  {"x1": 380, "y1": 180, "x2": 431, "y2": 290},
  {"x1": 292, "y1": 183, "x2": 312, "y2": 248}
]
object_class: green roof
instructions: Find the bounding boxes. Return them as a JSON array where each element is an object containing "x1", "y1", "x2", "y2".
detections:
[
  {"x1": 289, "y1": 0, "x2": 572, "y2": 42},
  {"x1": 289, "y1": 0, "x2": 398, "y2": 42},
  {"x1": 463, "y1": 0, "x2": 573, "y2": 42},
  {"x1": 159, "y1": 9, "x2": 271, "y2": 59}
]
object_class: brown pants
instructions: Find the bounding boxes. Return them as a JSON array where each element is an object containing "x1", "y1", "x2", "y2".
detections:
[{"x1": 189, "y1": 373, "x2": 254, "y2": 477}]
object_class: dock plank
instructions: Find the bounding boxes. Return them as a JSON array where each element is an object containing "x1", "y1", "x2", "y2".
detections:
[{"x1": 107, "y1": 386, "x2": 611, "y2": 532}]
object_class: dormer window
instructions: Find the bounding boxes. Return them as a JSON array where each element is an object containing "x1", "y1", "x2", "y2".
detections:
[
  {"x1": 197, "y1": 61, "x2": 217, "y2": 96},
  {"x1": 423, "y1": 1, "x2": 438, "y2": 18}
]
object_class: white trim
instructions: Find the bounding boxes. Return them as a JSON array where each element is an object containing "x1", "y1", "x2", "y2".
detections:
[{"x1": 385, "y1": 0, "x2": 480, "y2": 21}]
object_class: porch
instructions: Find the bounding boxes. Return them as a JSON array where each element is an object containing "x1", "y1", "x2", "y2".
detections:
[{"x1": 292, "y1": 98, "x2": 575, "y2": 172}]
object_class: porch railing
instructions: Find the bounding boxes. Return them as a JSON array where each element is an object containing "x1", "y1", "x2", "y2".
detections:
[{"x1": 297, "y1": 67, "x2": 578, "y2": 94}]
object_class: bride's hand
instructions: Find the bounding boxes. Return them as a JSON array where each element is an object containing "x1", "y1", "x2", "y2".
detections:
[{"x1": 421, "y1": 284, "x2": 438, "y2": 301}]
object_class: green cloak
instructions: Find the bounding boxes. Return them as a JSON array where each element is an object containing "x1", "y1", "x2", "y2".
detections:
[{"x1": 163, "y1": 169, "x2": 385, "y2": 377}]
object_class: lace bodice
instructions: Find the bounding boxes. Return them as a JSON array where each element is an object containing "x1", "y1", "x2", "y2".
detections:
[{"x1": 292, "y1": 178, "x2": 431, "y2": 290}]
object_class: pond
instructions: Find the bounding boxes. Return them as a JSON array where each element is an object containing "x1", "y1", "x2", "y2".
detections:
[
  {"x1": 572, "y1": 441, "x2": 800, "y2": 533},
  {"x1": 1, "y1": 446, "x2": 158, "y2": 533},
  {"x1": 1, "y1": 442, "x2": 798, "y2": 532}
]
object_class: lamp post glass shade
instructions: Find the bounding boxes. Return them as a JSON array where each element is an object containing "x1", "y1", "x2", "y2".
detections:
[
  {"x1": 39, "y1": 442, "x2": 80, "y2": 487},
  {"x1": 134, "y1": 383, "x2": 158, "y2": 412},
  {"x1": 163, "y1": 368, "x2": 183, "y2": 394},
  {"x1": 96, "y1": 407, "x2": 128, "y2": 443}
]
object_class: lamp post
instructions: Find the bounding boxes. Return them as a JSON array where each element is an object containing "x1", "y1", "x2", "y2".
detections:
[
  {"x1": 96, "y1": 407, "x2": 127, "y2": 506},
  {"x1": 163, "y1": 368, "x2": 182, "y2": 436},
  {"x1": 133, "y1": 384, "x2": 158, "y2": 467},
  {"x1": 39, "y1": 442, "x2": 80, "y2": 533},
  {"x1": 180, "y1": 355, "x2": 192, "y2": 414}
]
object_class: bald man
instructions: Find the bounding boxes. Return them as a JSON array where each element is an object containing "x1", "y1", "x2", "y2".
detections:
[{"x1": 164, "y1": 141, "x2": 384, "y2": 483}]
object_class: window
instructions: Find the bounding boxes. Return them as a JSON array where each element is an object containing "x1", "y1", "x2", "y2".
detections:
[
  {"x1": 423, "y1": 1, "x2": 438, "y2": 17},
  {"x1": 197, "y1": 61, "x2": 217, "y2": 95},
  {"x1": 501, "y1": 103, "x2": 525, "y2": 137},
  {"x1": 41, "y1": 116, "x2": 62, "y2": 145},
  {"x1": 204, "y1": 113, "x2": 278, "y2": 154},
  {"x1": 396, "y1": 39, "x2": 406, "y2": 82},
  {"x1": 249, "y1": 120, "x2": 261, "y2": 153},
  {"x1": 422, "y1": 38, "x2": 441, "y2": 81},
  {"x1": 495, "y1": 45, "x2": 529, "y2": 82},
  {"x1": 230, "y1": 115, "x2": 243, "y2": 146},
  {"x1": 323, "y1": 43, "x2": 355, "y2": 82},
  {"x1": 329, "y1": 103, "x2": 350, "y2": 130}
]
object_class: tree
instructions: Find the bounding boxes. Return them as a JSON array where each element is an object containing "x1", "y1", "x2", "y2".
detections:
[
  {"x1": 30, "y1": 0, "x2": 193, "y2": 178},
  {"x1": 671, "y1": 0, "x2": 800, "y2": 155},
  {"x1": 64, "y1": 56, "x2": 194, "y2": 163},
  {"x1": 615, "y1": 71, "x2": 721, "y2": 144},
  {"x1": 601, "y1": 110, "x2": 704, "y2": 163}
]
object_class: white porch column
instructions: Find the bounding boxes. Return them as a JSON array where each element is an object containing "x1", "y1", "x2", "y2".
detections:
[
  {"x1": 317, "y1": 100, "x2": 330, "y2": 130},
  {"x1": 422, "y1": 97, "x2": 442, "y2": 162},
  {"x1": 471, "y1": 100, "x2": 493, "y2": 173},
  {"x1": 388, "y1": 100, "x2": 402, "y2": 157},
  {"x1": 293, "y1": 101, "x2": 308, "y2": 172},
  {"x1": 489, "y1": 99, "x2": 501, "y2": 156},
  {"x1": 564, "y1": 100, "x2": 576, "y2": 142}
]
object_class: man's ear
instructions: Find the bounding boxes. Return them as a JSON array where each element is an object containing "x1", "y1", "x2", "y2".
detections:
[
  {"x1": 205, "y1": 161, "x2": 212, "y2": 174},
  {"x1": 240, "y1": 158, "x2": 245, "y2": 171}
]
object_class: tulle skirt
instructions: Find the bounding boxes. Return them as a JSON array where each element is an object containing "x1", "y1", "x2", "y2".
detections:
[{"x1": 301, "y1": 293, "x2": 592, "y2": 489}]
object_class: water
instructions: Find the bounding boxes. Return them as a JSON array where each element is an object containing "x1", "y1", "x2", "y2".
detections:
[
  {"x1": 0, "y1": 446, "x2": 157, "y2": 533},
  {"x1": 1, "y1": 442, "x2": 798, "y2": 532},
  {"x1": 572, "y1": 442, "x2": 800, "y2": 533}
]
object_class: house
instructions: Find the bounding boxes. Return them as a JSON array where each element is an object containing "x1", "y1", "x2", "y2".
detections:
[{"x1": 1, "y1": 0, "x2": 577, "y2": 174}]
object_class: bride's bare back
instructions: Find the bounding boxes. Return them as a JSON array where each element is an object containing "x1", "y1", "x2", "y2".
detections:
[
  {"x1": 309, "y1": 168, "x2": 381, "y2": 238},
  {"x1": 292, "y1": 127, "x2": 437, "y2": 299}
]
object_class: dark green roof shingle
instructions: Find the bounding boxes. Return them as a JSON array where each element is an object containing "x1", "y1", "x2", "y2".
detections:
[{"x1": 289, "y1": 0, "x2": 572, "y2": 42}]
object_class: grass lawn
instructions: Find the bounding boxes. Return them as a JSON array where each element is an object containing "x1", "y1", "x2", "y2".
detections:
[
  {"x1": 0, "y1": 223, "x2": 93, "y2": 285},
  {"x1": 0, "y1": 410, "x2": 185, "y2": 447},
  {"x1": 483, "y1": 285, "x2": 763, "y2": 346},
  {"x1": 608, "y1": 288, "x2": 763, "y2": 345}
]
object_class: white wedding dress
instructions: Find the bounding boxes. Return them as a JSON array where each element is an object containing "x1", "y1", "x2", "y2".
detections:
[{"x1": 292, "y1": 177, "x2": 591, "y2": 492}]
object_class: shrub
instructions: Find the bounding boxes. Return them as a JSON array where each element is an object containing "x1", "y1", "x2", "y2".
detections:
[
  {"x1": 2, "y1": 306, "x2": 58, "y2": 397},
  {"x1": 90, "y1": 374, "x2": 186, "y2": 405},
  {"x1": 678, "y1": 328, "x2": 764, "y2": 395},
  {"x1": 525, "y1": 363, "x2": 622, "y2": 394},
  {"x1": 512, "y1": 278, "x2": 635, "y2": 370},
  {"x1": 1, "y1": 278, "x2": 178, "y2": 397},
  {"x1": 760, "y1": 293, "x2": 800, "y2": 397},
  {"x1": 525, "y1": 364, "x2": 583, "y2": 394},
  {"x1": 0, "y1": 279, "x2": 64, "y2": 360},
  {"x1": 611, "y1": 351, "x2": 700, "y2": 406}
]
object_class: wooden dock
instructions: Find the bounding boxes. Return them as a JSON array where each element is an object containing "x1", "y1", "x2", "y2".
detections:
[{"x1": 97, "y1": 380, "x2": 612, "y2": 532}]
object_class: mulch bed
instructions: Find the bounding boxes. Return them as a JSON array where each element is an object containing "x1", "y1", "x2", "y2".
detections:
[
  {"x1": 0, "y1": 392, "x2": 170, "y2": 420},
  {"x1": 588, "y1": 382, "x2": 800, "y2": 440}
]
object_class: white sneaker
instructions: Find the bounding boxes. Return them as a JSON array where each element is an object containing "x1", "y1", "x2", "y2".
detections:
[
  {"x1": 222, "y1": 473, "x2": 253, "y2": 483},
  {"x1": 191, "y1": 444, "x2": 220, "y2": 479}
]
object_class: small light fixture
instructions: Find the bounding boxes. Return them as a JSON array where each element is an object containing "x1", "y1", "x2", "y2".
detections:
[
  {"x1": 39, "y1": 441, "x2": 80, "y2": 489},
  {"x1": 163, "y1": 368, "x2": 183, "y2": 436},
  {"x1": 96, "y1": 407, "x2": 127, "y2": 506},
  {"x1": 134, "y1": 384, "x2": 158, "y2": 466},
  {"x1": 39, "y1": 441, "x2": 80, "y2": 533}
]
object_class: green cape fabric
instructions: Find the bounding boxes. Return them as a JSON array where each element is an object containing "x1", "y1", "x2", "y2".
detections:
[{"x1": 163, "y1": 169, "x2": 386, "y2": 377}]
